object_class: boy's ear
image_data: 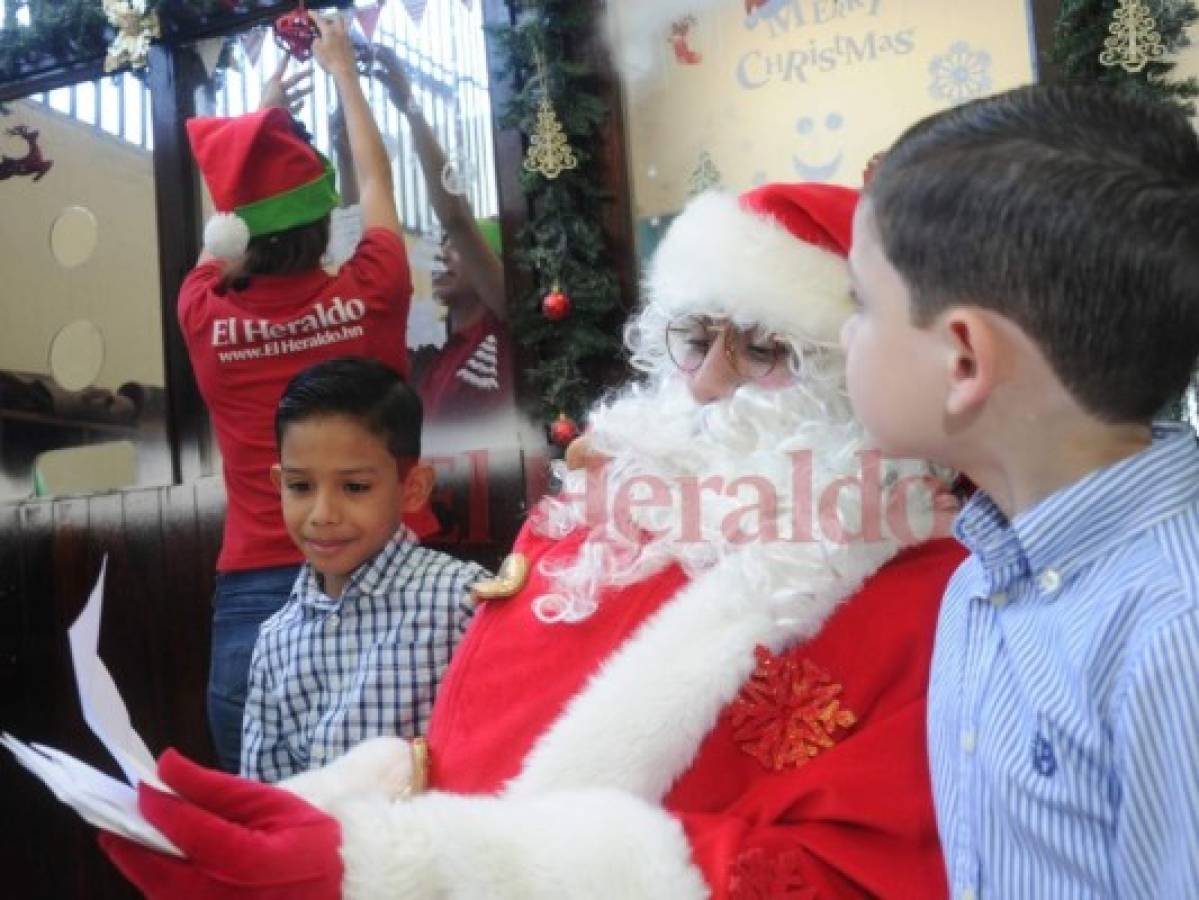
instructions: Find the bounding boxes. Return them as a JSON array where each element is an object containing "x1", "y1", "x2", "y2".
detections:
[
  {"x1": 399, "y1": 462, "x2": 436, "y2": 513},
  {"x1": 939, "y1": 308, "x2": 998, "y2": 417},
  {"x1": 269, "y1": 464, "x2": 283, "y2": 491}
]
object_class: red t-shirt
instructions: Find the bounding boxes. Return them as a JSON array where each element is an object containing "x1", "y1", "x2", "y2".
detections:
[
  {"x1": 417, "y1": 310, "x2": 512, "y2": 421},
  {"x1": 179, "y1": 228, "x2": 411, "y2": 572}
]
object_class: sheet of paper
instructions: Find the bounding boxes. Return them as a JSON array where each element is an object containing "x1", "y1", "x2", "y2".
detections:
[
  {"x1": 67, "y1": 557, "x2": 167, "y2": 793},
  {"x1": 1, "y1": 733, "x2": 182, "y2": 856},
  {"x1": 3, "y1": 558, "x2": 183, "y2": 857}
]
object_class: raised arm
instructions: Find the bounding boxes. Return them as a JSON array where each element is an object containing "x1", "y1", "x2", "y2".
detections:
[
  {"x1": 312, "y1": 15, "x2": 400, "y2": 235},
  {"x1": 372, "y1": 44, "x2": 506, "y2": 318},
  {"x1": 329, "y1": 104, "x2": 359, "y2": 207}
]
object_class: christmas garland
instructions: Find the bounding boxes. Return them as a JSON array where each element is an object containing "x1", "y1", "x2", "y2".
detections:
[
  {"x1": 1051, "y1": 0, "x2": 1199, "y2": 113},
  {"x1": 0, "y1": 1, "x2": 346, "y2": 83},
  {"x1": 491, "y1": 0, "x2": 627, "y2": 437},
  {"x1": 0, "y1": 0, "x2": 111, "y2": 78}
]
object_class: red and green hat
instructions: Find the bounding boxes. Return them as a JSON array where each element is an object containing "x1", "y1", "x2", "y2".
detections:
[{"x1": 185, "y1": 107, "x2": 339, "y2": 259}]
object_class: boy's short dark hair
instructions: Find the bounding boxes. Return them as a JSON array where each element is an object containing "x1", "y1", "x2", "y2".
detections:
[
  {"x1": 275, "y1": 356, "x2": 422, "y2": 462},
  {"x1": 867, "y1": 84, "x2": 1199, "y2": 424}
]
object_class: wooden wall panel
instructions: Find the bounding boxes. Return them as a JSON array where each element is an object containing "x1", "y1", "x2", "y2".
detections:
[{"x1": 0, "y1": 482, "x2": 221, "y2": 900}]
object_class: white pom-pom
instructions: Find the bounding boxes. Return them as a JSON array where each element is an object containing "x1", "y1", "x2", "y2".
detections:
[{"x1": 203, "y1": 213, "x2": 250, "y2": 259}]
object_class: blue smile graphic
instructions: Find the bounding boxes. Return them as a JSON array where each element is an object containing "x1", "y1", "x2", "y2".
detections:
[
  {"x1": 792, "y1": 153, "x2": 844, "y2": 181},
  {"x1": 792, "y1": 112, "x2": 846, "y2": 181}
]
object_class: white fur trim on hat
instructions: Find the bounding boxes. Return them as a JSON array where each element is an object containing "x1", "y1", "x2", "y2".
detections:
[
  {"x1": 203, "y1": 212, "x2": 251, "y2": 259},
  {"x1": 647, "y1": 191, "x2": 852, "y2": 344}
]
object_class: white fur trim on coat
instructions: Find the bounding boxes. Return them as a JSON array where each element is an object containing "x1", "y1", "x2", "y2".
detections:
[
  {"x1": 647, "y1": 191, "x2": 851, "y2": 344},
  {"x1": 507, "y1": 536, "x2": 904, "y2": 801},
  {"x1": 334, "y1": 788, "x2": 708, "y2": 900},
  {"x1": 281, "y1": 736, "x2": 413, "y2": 809}
]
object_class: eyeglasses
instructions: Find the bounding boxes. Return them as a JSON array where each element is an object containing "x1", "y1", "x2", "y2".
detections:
[{"x1": 664, "y1": 315, "x2": 791, "y2": 380}]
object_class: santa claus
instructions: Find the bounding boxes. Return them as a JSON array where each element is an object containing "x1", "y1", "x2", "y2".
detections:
[{"x1": 101, "y1": 183, "x2": 963, "y2": 899}]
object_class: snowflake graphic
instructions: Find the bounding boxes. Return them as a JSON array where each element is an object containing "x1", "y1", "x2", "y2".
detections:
[{"x1": 928, "y1": 41, "x2": 992, "y2": 104}]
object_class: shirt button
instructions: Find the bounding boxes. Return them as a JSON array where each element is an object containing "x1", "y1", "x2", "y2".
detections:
[
  {"x1": 1037, "y1": 568, "x2": 1062, "y2": 593},
  {"x1": 961, "y1": 730, "x2": 976, "y2": 754},
  {"x1": 327, "y1": 614, "x2": 340, "y2": 629},
  {"x1": 960, "y1": 888, "x2": 977, "y2": 900},
  {"x1": 312, "y1": 746, "x2": 325, "y2": 763},
  {"x1": 990, "y1": 591, "x2": 1008, "y2": 607}
]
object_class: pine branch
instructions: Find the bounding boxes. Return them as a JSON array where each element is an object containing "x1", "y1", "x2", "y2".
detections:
[
  {"x1": 1051, "y1": 0, "x2": 1199, "y2": 114},
  {"x1": 497, "y1": 0, "x2": 627, "y2": 428}
]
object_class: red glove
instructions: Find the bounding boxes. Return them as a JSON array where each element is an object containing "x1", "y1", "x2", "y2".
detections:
[{"x1": 99, "y1": 749, "x2": 343, "y2": 899}]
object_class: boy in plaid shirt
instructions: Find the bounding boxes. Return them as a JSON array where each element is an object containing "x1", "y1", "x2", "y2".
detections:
[{"x1": 240, "y1": 356, "x2": 488, "y2": 782}]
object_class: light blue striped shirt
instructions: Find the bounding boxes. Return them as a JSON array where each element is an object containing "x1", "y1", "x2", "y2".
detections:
[{"x1": 928, "y1": 424, "x2": 1199, "y2": 899}]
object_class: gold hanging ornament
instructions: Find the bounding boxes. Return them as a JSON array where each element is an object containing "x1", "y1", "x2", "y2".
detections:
[
  {"x1": 1099, "y1": 0, "x2": 1167, "y2": 73},
  {"x1": 523, "y1": 51, "x2": 578, "y2": 180}
]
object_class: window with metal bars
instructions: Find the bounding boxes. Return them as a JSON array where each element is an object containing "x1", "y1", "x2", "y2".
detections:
[{"x1": 22, "y1": 0, "x2": 497, "y2": 238}]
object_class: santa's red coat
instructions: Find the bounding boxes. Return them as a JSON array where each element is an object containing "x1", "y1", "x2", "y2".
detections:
[{"x1": 425, "y1": 522, "x2": 964, "y2": 899}]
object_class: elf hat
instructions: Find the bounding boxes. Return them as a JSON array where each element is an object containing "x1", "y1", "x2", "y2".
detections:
[
  {"x1": 185, "y1": 107, "x2": 340, "y2": 259},
  {"x1": 646, "y1": 181, "x2": 858, "y2": 345}
]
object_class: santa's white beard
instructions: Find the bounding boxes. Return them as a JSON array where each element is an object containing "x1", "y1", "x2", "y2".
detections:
[{"x1": 530, "y1": 373, "x2": 953, "y2": 625}]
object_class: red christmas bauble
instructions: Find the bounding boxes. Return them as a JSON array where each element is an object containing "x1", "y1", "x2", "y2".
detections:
[
  {"x1": 550, "y1": 414, "x2": 579, "y2": 447},
  {"x1": 542, "y1": 289, "x2": 571, "y2": 321},
  {"x1": 274, "y1": 4, "x2": 319, "y2": 61}
]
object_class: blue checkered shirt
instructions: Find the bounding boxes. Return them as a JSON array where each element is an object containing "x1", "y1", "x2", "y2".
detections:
[
  {"x1": 241, "y1": 527, "x2": 487, "y2": 782},
  {"x1": 929, "y1": 423, "x2": 1199, "y2": 899}
]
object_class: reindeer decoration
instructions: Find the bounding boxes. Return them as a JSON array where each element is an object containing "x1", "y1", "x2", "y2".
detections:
[{"x1": 0, "y1": 125, "x2": 53, "y2": 183}]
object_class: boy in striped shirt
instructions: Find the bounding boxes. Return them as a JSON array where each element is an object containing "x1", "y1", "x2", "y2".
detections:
[
  {"x1": 240, "y1": 356, "x2": 487, "y2": 782},
  {"x1": 840, "y1": 84, "x2": 1199, "y2": 898}
]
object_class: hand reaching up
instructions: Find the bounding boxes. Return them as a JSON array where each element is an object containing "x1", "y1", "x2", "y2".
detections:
[
  {"x1": 310, "y1": 12, "x2": 356, "y2": 78},
  {"x1": 259, "y1": 53, "x2": 312, "y2": 115},
  {"x1": 371, "y1": 43, "x2": 413, "y2": 108}
]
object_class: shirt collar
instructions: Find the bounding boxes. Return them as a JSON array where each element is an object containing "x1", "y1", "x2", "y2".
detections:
[
  {"x1": 291, "y1": 525, "x2": 419, "y2": 609},
  {"x1": 954, "y1": 491, "x2": 1029, "y2": 590},
  {"x1": 955, "y1": 423, "x2": 1199, "y2": 590}
]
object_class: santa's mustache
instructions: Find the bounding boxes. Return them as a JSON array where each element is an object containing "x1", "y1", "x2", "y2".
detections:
[{"x1": 530, "y1": 372, "x2": 951, "y2": 624}]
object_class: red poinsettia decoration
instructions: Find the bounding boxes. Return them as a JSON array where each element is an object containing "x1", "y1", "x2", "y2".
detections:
[{"x1": 730, "y1": 646, "x2": 856, "y2": 771}]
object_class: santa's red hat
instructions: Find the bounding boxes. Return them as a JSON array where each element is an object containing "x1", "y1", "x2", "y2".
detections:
[
  {"x1": 646, "y1": 181, "x2": 858, "y2": 344},
  {"x1": 185, "y1": 107, "x2": 339, "y2": 258}
]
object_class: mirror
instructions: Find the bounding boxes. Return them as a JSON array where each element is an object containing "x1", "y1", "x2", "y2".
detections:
[
  {"x1": 48, "y1": 204, "x2": 99, "y2": 268},
  {"x1": 0, "y1": 71, "x2": 170, "y2": 500},
  {"x1": 47, "y1": 319, "x2": 104, "y2": 391},
  {"x1": 33, "y1": 439, "x2": 136, "y2": 497}
]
